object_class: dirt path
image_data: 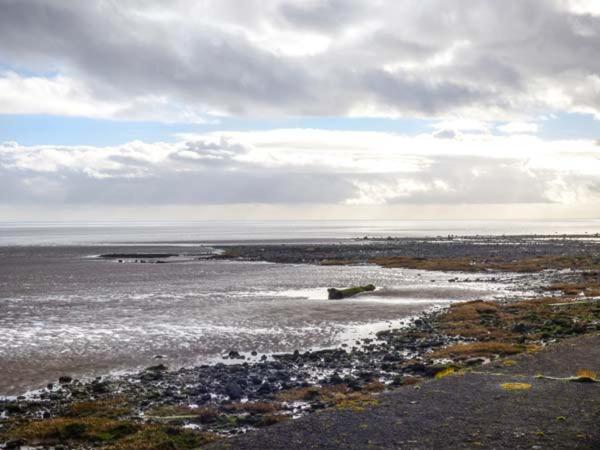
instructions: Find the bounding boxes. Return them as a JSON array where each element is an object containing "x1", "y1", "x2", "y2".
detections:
[{"x1": 208, "y1": 333, "x2": 600, "y2": 449}]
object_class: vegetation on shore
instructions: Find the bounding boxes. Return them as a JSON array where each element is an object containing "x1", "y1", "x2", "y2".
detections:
[{"x1": 364, "y1": 255, "x2": 600, "y2": 272}]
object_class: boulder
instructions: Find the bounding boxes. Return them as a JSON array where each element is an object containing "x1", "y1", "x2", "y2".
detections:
[{"x1": 225, "y1": 382, "x2": 243, "y2": 400}]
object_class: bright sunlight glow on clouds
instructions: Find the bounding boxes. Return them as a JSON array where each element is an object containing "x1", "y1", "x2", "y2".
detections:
[{"x1": 0, "y1": 0, "x2": 600, "y2": 219}]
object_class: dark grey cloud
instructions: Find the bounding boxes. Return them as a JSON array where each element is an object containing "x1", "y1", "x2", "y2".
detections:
[
  {"x1": 2, "y1": 0, "x2": 600, "y2": 118},
  {"x1": 0, "y1": 0, "x2": 313, "y2": 116},
  {"x1": 278, "y1": 0, "x2": 365, "y2": 31},
  {"x1": 360, "y1": 69, "x2": 494, "y2": 116}
]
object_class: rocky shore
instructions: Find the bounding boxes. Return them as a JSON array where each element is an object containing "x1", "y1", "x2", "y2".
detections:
[
  {"x1": 211, "y1": 234, "x2": 600, "y2": 267},
  {"x1": 2, "y1": 236, "x2": 600, "y2": 449}
]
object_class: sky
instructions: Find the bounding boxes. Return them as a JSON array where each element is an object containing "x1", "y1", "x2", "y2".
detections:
[{"x1": 1, "y1": 0, "x2": 600, "y2": 221}]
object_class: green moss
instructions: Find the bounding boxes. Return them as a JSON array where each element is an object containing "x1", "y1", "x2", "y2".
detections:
[
  {"x1": 9, "y1": 417, "x2": 139, "y2": 444},
  {"x1": 108, "y1": 425, "x2": 219, "y2": 449},
  {"x1": 65, "y1": 397, "x2": 132, "y2": 418},
  {"x1": 8, "y1": 417, "x2": 219, "y2": 449},
  {"x1": 254, "y1": 414, "x2": 289, "y2": 428}
]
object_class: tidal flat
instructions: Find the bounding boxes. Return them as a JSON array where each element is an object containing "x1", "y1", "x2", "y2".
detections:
[{"x1": 1, "y1": 235, "x2": 600, "y2": 449}]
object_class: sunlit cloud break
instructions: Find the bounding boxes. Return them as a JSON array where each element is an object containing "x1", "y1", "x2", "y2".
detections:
[{"x1": 1, "y1": 130, "x2": 599, "y2": 209}]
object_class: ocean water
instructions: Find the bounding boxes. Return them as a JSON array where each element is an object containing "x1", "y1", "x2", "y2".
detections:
[
  {"x1": 1, "y1": 219, "x2": 593, "y2": 395},
  {"x1": 2, "y1": 219, "x2": 600, "y2": 245}
]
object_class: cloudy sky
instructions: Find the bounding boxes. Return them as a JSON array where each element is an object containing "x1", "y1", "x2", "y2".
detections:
[{"x1": 1, "y1": 0, "x2": 600, "y2": 220}]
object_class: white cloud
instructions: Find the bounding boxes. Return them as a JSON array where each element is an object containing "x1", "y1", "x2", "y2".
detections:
[
  {"x1": 432, "y1": 119, "x2": 490, "y2": 132},
  {"x1": 0, "y1": 72, "x2": 212, "y2": 123},
  {"x1": 497, "y1": 121, "x2": 540, "y2": 134},
  {"x1": 2, "y1": 130, "x2": 600, "y2": 208},
  {"x1": 0, "y1": 72, "x2": 118, "y2": 118}
]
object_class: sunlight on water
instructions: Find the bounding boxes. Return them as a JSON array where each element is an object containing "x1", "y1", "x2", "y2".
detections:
[{"x1": 0, "y1": 244, "x2": 537, "y2": 395}]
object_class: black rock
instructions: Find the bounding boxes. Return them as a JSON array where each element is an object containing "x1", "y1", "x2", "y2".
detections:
[
  {"x1": 329, "y1": 372, "x2": 344, "y2": 384},
  {"x1": 91, "y1": 381, "x2": 110, "y2": 394},
  {"x1": 256, "y1": 382, "x2": 272, "y2": 395},
  {"x1": 404, "y1": 363, "x2": 426, "y2": 375},
  {"x1": 228, "y1": 350, "x2": 243, "y2": 359},
  {"x1": 225, "y1": 382, "x2": 243, "y2": 400},
  {"x1": 512, "y1": 323, "x2": 531, "y2": 333},
  {"x1": 382, "y1": 353, "x2": 402, "y2": 362},
  {"x1": 58, "y1": 376, "x2": 73, "y2": 384}
]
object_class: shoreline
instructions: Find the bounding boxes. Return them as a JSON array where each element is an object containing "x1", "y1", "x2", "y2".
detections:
[
  {"x1": 2, "y1": 235, "x2": 600, "y2": 448},
  {"x1": 3, "y1": 290, "x2": 598, "y2": 447},
  {"x1": 0, "y1": 311, "x2": 422, "y2": 401}
]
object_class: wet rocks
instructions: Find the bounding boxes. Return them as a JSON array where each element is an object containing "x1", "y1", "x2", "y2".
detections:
[
  {"x1": 256, "y1": 382, "x2": 272, "y2": 395},
  {"x1": 227, "y1": 350, "x2": 244, "y2": 360},
  {"x1": 225, "y1": 382, "x2": 243, "y2": 400}
]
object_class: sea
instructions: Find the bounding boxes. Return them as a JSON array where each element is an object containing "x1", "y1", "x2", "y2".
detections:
[{"x1": 1, "y1": 219, "x2": 599, "y2": 396}]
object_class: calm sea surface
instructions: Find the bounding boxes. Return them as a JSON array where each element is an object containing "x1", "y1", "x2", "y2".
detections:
[
  {"x1": 1, "y1": 219, "x2": 596, "y2": 395},
  {"x1": 2, "y1": 219, "x2": 600, "y2": 245}
]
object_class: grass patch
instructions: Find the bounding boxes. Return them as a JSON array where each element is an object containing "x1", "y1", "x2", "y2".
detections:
[
  {"x1": 546, "y1": 281, "x2": 600, "y2": 297},
  {"x1": 574, "y1": 369, "x2": 598, "y2": 382},
  {"x1": 254, "y1": 414, "x2": 289, "y2": 427},
  {"x1": 146, "y1": 405, "x2": 219, "y2": 424},
  {"x1": 65, "y1": 397, "x2": 132, "y2": 418},
  {"x1": 362, "y1": 381, "x2": 386, "y2": 392},
  {"x1": 436, "y1": 296, "x2": 599, "y2": 346},
  {"x1": 107, "y1": 425, "x2": 218, "y2": 449},
  {"x1": 501, "y1": 383, "x2": 532, "y2": 391},
  {"x1": 432, "y1": 342, "x2": 526, "y2": 360},
  {"x1": 370, "y1": 255, "x2": 600, "y2": 273},
  {"x1": 275, "y1": 386, "x2": 322, "y2": 402},
  {"x1": 434, "y1": 367, "x2": 456, "y2": 379},
  {"x1": 8, "y1": 416, "x2": 219, "y2": 449},
  {"x1": 275, "y1": 385, "x2": 380, "y2": 412},
  {"x1": 9, "y1": 417, "x2": 139, "y2": 444},
  {"x1": 334, "y1": 395, "x2": 380, "y2": 412},
  {"x1": 223, "y1": 401, "x2": 282, "y2": 414}
]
